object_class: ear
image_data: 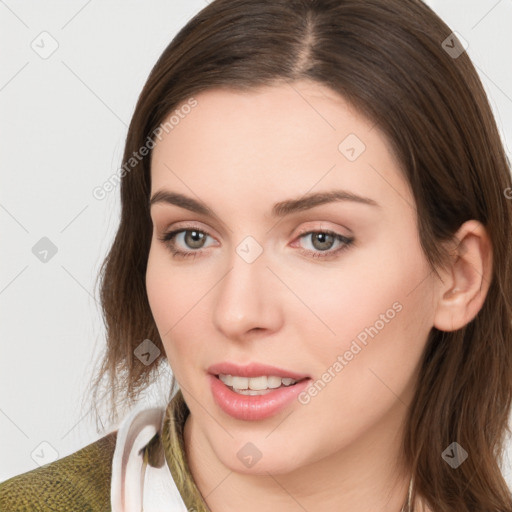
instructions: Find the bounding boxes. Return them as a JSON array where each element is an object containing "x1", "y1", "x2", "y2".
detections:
[{"x1": 433, "y1": 220, "x2": 493, "y2": 332}]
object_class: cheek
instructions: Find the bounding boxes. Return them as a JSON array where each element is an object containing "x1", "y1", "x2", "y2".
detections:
[
  {"x1": 294, "y1": 277, "x2": 433, "y2": 449},
  {"x1": 306, "y1": 244, "x2": 429, "y2": 350},
  {"x1": 146, "y1": 244, "x2": 197, "y2": 329},
  {"x1": 301, "y1": 230, "x2": 434, "y2": 394},
  {"x1": 146, "y1": 248, "x2": 171, "y2": 328},
  {"x1": 146, "y1": 245, "x2": 212, "y2": 378},
  {"x1": 146, "y1": 248, "x2": 188, "y2": 367}
]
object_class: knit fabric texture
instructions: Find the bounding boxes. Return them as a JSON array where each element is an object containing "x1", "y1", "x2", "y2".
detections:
[
  {"x1": 0, "y1": 430, "x2": 117, "y2": 511},
  {"x1": 0, "y1": 390, "x2": 210, "y2": 511}
]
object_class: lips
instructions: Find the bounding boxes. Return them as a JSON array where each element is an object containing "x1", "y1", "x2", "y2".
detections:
[
  {"x1": 207, "y1": 361, "x2": 310, "y2": 380},
  {"x1": 209, "y1": 374, "x2": 311, "y2": 421},
  {"x1": 207, "y1": 362, "x2": 312, "y2": 420}
]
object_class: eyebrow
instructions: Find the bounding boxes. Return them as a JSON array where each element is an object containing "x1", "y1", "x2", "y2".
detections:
[{"x1": 149, "y1": 189, "x2": 380, "y2": 217}]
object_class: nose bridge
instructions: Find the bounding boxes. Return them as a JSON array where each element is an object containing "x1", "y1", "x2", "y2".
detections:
[{"x1": 212, "y1": 235, "x2": 281, "y2": 337}]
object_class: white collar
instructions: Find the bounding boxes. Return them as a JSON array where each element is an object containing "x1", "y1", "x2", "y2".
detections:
[{"x1": 110, "y1": 403, "x2": 189, "y2": 512}]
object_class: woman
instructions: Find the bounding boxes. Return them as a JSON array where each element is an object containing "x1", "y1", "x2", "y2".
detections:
[{"x1": 1, "y1": 0, "x2": 511, "y2": 510}]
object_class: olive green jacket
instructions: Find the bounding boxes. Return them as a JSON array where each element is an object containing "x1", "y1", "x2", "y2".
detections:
[
  {"x1": 0, "y1": 391, "x2": 209, "y2": 512},
  {"x1": 0, "y1": 431, "x2": 117, "y2": 511}
]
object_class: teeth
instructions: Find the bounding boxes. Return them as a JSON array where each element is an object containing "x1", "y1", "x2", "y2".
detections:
[
  {"x1": 231, "y1": 376, "x2": 249, "y2": 389},
  {"x1": 221, "y1": 374, "x2": 234, "y2": 386},
  {"x1": 267, "y1": 376, "x2": 283, "y2": 388},
  {"x1": 218, "y1": 374, "x2": 298, "y2": 390},
  {"x1": 245, "y1": 376, "x2": 266, "y2": 390}
]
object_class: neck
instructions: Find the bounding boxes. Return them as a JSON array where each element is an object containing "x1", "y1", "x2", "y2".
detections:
[{"x1": 183, "y1": 400, "x2": 413, "y2": 512}]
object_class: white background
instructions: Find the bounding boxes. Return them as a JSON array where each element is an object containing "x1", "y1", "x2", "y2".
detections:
[{"x1": 1, "y1": 0, "x2": 511, "y2": 486}]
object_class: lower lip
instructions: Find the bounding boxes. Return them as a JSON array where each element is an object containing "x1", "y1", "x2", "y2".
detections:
[{"x1": 209, "y1": 374, "x2": 311, "y2": 421}]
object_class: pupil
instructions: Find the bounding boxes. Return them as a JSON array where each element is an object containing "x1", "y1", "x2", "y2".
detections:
[
  {"x1": 313, "y1": 233, "x2": 333, "y2": 250},
  {"x1": 187, "y1": 230, "x2": 204, "y2": 248}
]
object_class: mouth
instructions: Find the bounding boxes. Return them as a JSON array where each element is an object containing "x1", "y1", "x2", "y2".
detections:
[
  {"x1": 206, "y1": 362, "x2": 312, "y2": 420},
  {"x1": 209, "y1": 373, "x2": 312, "y2": 421}
]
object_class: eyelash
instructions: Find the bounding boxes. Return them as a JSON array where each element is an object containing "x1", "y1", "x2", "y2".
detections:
[{"x1": 157, "y1": 226, "x2": 354, "y2": 260}]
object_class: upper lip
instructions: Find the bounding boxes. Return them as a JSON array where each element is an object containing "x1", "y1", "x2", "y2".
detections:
[{"x1": 208, "y1": 362, "x2": 310, "y2": 380}]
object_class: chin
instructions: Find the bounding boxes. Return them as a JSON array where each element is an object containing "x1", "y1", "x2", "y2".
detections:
[{"x1": 210, "y1": 437, "x2": 306, "y2": 476}]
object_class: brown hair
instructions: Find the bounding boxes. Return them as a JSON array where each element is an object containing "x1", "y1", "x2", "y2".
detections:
[{"x1": 86, "y1": 0, "x2": 512, "y2": 510}]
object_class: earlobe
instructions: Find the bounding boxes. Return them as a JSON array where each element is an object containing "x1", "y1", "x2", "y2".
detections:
[{"x1": 433, "y1": 220, "x2": 493, "y2": 332}]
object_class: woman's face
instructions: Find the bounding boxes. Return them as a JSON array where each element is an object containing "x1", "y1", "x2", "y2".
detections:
[{"x1": 146, "y1": 80, "x2": 439, "y2": 474}]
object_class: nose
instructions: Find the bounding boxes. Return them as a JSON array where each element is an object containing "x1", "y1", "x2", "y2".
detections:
[{"x1": 212, "y1": 244, "x2": 283, "y2": 341}]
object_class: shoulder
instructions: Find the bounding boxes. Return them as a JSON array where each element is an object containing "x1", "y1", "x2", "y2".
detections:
[
  {"x1": 0, "y1": 404, "x2": 179, "y2": 512},
  {"x1": 0, "y1": 430, "x2": 118, "y2": 512}
]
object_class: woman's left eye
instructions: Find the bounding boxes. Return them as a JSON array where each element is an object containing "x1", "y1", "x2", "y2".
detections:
[
  {"x1": 158, "y1": 227, "x2": 354, "y2": 260},
  {"x1": 294, "y1": 229, "x2": 354, "y2": 259}
]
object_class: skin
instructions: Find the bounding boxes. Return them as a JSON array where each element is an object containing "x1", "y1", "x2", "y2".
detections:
[{"x1": 146, "y1": 79, "x2": 492, "y2": 512}]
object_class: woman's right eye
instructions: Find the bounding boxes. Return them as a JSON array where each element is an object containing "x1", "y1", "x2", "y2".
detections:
[{"x1": 157, "y1": 227, "x2": 214, "y2": 259}]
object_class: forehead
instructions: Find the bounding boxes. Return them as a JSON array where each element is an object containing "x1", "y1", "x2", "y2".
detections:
[{"x1": 149, "y1": 81, "x2": 411, "y2": 213}]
